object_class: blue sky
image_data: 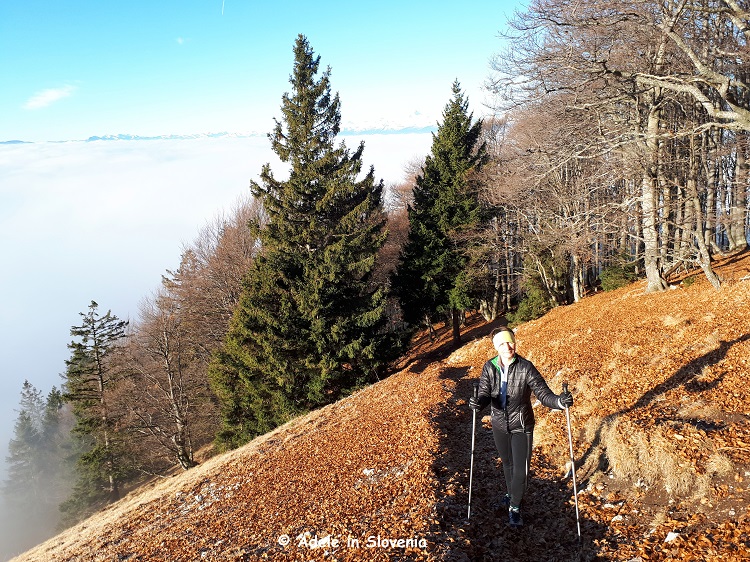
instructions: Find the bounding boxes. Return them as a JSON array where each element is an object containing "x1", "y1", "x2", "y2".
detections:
[
  {"x1": 0, "y1": 0, "x2": 520, "y2": 499},
  {"x1": 1, "y1": 0, "x2": 517, "y2": 142}
]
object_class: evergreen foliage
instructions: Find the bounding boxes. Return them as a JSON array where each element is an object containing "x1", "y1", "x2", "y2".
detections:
[
  {"x1": 392, "y1": 81, "x2": 485, "y2": 341},
  {"x1": 507, "y1": 252, "x2": 558, "y2": 325},
  {"x1": 60, "y1": 301, "x2": 130, "y2": 525},
  {"x1": 599, "y1": 256, "x2": 638, "y2": 291},
  {"x1": 209, "y1": 35, "x2": 396, "y2": 449},
  {"x1": 506, "y1": 282, "x2": 554, "y2": 326},
  {"x1": 3, "y1": 382, "x2": 73, "y2": 553},
  {"x1": 4, "y1": 381, "x2": 43, "y2": 499}
]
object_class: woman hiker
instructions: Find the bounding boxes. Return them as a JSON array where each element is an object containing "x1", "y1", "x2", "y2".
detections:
[{"x1": 468, "y1": 327, "x2": 573, "y2": 527}]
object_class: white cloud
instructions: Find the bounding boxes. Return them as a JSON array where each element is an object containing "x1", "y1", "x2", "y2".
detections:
[
  {"x1": 23, "y1": 84, "x2": 77, "y2": 110},
  {"x1": 0, "y1": 132, "x2": 432, "y2": 479}
]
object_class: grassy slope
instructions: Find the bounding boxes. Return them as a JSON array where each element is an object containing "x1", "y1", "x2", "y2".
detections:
[{"x1": 12, "y1": 252, "x2": 750, "y2": 561}]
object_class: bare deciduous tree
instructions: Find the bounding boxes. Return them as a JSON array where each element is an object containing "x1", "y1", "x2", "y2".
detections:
[
  {"x1": 486, "y1": 0, "x2": 749, "y2": 295},
  {"x1": 117, "y1": 196, "x2": 262, "y2": 473}
]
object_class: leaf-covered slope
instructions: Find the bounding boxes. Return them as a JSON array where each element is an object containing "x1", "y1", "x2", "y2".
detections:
[{"x1": 13, "y1": 252, "x2": 750, "y2": 561}]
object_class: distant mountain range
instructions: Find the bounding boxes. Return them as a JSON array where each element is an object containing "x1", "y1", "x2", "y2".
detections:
[
  {"x1": 1, "y1": 126, "x2": 436, "y2": 145},
  {"x1": 84, "y1": 132, "x2": 258, "y2": 142}
]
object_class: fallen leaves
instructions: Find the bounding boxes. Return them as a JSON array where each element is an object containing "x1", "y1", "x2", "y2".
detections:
[{"x1": 13, "y1": 252, "x2": 750, "y2": 561}]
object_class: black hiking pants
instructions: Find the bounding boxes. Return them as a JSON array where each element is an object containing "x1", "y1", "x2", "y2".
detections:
[{"x1": 492, "y1": 425, "x2": 533, "y2": 508}]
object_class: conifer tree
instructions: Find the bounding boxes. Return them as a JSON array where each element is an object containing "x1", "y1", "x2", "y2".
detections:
[
  {"x1": 39, "y1": 386, "x2": 73, "y2": 511},
  {"x1": 3, "y1": 382, "x2": 71, "y2": 554},
  {"x1": 210, "y1": 35, "x2": 395, "y2": 448},
  {"x1": 211, "y1": 35, "x2": 393, "y2": 446},
  {"x1": 40, "y1": 387, "x2": 67, "y2": 455},
  {"x1": 3, "y1": 384, "x2": 43, "y2": 554},
  {"x1": 4, "y1": 381, "x2": 43, "y2": 500},
  {"x1": 60, "y1": 301, "x2": 129, "y2": 523},
  {"x1": 393, "y1": 81, "x2": 485, "y2": 345}
]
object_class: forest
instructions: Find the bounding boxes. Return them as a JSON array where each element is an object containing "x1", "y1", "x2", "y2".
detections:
[{"x1": 4, "y1": 0, "x2": 750, "y2": 555}]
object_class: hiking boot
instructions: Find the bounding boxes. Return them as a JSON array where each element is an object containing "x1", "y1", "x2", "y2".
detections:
[{"x1": 509, "y1": 506, "x2": 523, "y2": 528}]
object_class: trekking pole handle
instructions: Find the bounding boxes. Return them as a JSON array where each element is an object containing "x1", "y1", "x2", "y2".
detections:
[
  {"x1": 472, "y1": 381, "x2": 479, "y2": 398},
  {"x1": 562, "y1": 381, "x2": 568, "y2": 394}
]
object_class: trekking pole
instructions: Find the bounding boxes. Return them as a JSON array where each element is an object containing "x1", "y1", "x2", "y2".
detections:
[
  {"x1": 563, "y1": 382, "x2": 581, "y2": 540},
  {"x1": 467, "y1": 381, "x2": 479, "y2": 520}
]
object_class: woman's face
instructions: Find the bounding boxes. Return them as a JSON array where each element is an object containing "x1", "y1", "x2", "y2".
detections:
[{"x1": 496, "y1": 340, "x2": 516, "y2": 364}]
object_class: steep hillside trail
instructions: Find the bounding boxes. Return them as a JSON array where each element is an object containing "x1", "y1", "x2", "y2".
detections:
[{"x1": 13, "y1": 252, "x2": 750, "y2": 561}]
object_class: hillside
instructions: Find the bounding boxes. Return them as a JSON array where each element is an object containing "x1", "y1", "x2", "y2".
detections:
[{"x1": 12, "y1": 252, "x2": 750, "y2": 562}]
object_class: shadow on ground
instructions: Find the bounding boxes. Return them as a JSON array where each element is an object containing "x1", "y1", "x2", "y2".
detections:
[{"x1": 578, "y1": 333, "x2": 750, "y2": 476}]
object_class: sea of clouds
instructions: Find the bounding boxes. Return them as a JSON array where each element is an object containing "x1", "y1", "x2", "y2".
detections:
[{"x1": 0, "y1": 131, "x2": 433, "y2": 480}]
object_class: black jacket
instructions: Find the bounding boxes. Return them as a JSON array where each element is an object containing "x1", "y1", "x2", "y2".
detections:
[{"x1": 475, "y1": 355, "x2": 562, "y2": 433}]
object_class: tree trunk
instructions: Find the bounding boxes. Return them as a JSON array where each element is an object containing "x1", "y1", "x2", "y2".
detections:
[
  {"x1": 689, "y1": 135, "x2": 722, "y2": 290},
  {"x1": 570, "y1": 253, "x2": 584, "y2": 302},
  {"x1": 642, "y1": 181, "x2": 667, "y2": 288},
  {"x1": 504, "y1": 234, "x2": 513, "y2": 312},
  {"x1": 479, "y1": 258, "x2": 502, "y2": 322},
  {"x1": 660, "y1": 181, "x2": 672, "y2": 264},
  {"x1": 451, "y1": 308, "x2": 461, "y2": 347},
  {"x1": 479, "y1": 217, "x2": 504, "y2": 322},
  {"x1": 98, "y1": 371, "x2": 120, "y2": 502},
  {"x1": 704, "y1": 160, "x2": 717, "y2": 251},
  {"x1": 729, "y1": 132, "x2": 750, "y2": 252},
  {"x1": 689, "y1": 183, "x2": 721, "y2": 290},
  {"x1": 641, "y1": 103, "x2": 668, "y2": 292},
  {"x1": 425, "y1": 314, "x2": 436, "y2": 341}
]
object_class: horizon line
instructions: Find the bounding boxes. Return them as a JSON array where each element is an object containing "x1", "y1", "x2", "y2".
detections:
[{"x1": 0, "y1": 126, "x2": 438, "y2": 146}]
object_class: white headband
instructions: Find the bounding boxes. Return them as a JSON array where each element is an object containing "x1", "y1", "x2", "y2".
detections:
[{"x1": 493, "y1": 330, "x2": 515, "y2": 349}]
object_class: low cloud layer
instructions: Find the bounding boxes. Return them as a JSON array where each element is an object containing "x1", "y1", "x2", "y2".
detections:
[{"x1": 0, "y1": 131, "x2": 432, "y2": 485}]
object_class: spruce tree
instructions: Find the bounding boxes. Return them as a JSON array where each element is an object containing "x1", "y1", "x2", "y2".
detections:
[
  {"x1": 60, "y1": 301, "x2": 129, "y2": 523},
  {"x1": 2, "y1": 382, "x2": 71, "y2": 554},
  {"x1": 4, "y1": 381, "x2": 43, "y2": 501},
  {"x1": 393, "y1": 80, "x2": 485, "y2": 345},
  {"x1": 3, "y1": 394, "x2": 43, "y2": 554},
  {"x1": 209, "y1": 35, "x2": 394, "y2": 448}
]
